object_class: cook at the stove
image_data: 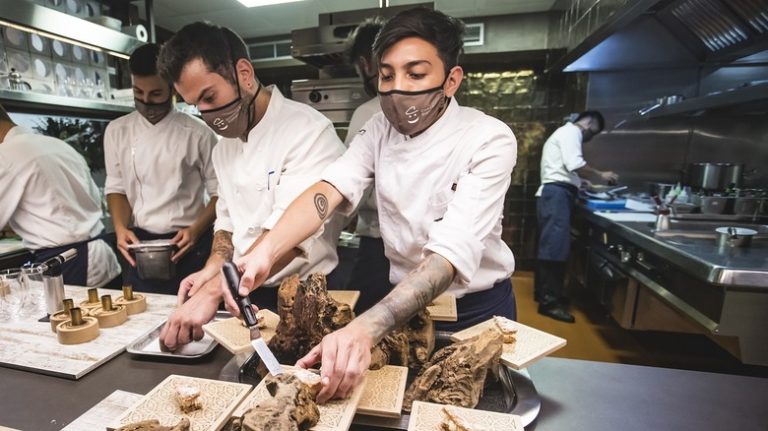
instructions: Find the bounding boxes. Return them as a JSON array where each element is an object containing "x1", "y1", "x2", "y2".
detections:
[
  {"x1": 228, "y1": 7, "x2": 518, "y2": 404},
  {"x1": 535, "y1": 111, "x2": 619, "y2": 323}
]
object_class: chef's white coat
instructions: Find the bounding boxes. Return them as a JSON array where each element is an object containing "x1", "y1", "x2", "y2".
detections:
[
  {"x1": 0, "y1": 126, "x2": 120, "y2": 287},
  {"x1": 536, "y1": 122, "x2": 586, "y2": 196},
  {"x1": 323, "y1": 98, "x2": 517, "y2": 298},
  {"x1": 104, "y1": 110, "x2": 218, "y2": 234},
  {"x1": 213, "y1": 86, "x2": 345, "y2": 286},
  {"x1": 344, "y1": 96, "x2": 381, "y2": 238}
]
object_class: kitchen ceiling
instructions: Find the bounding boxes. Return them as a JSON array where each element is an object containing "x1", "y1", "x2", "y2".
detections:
[{"x1": 150, "y1": 0, "x2": 557, "y2": 39}]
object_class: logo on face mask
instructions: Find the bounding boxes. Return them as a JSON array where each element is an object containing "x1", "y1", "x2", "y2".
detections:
[
  {"x1": 405, "y1": 106, "x2": 420, "y2": 124},
  {"x1": 212, "y1": 118, "x2": 228, "y2": 130},
  {"x1": 378, "y1": 73, "x2": 451, "y2": 136}
]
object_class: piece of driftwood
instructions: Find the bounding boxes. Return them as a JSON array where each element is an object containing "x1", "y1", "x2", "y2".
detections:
[
  {"x1": 114, "y1": 418, "x2": 190, "y2": 431},
  {"x1": 403, "y1": 328, "x2": 503, "y2": 411},
  {"x1": 232, "y1": 372, "x2": 321, "y2": 431}
]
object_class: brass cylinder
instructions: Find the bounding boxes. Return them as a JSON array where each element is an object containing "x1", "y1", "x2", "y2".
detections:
[
  {"x1": 49, "y1": 299, "x2": 74, "y2": 332},
  {"x1": 122, "y1": 285, "x2": 134, "y2": 301},
  {"x1": 87, "y1": 288, "x2": 99, "y2": 304},
  {"x1": 56, "y1": 313, "x2": 99, "y2": 345},
  {"x1": 61, "y1": 298, "x2": 74, "y2": 313},
  {"x1": 69, "y1": 307, "x2": 85, "y2": 326},
  {"x1": 101, "y1": 295, "x2": 114, "y2": 311}
]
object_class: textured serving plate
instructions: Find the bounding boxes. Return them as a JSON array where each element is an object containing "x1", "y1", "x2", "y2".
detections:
[
  {"x1": 426, "y1": 293, "x2": 457, "y2": 322},
  {"x1": 202, "y1": 309, "x2": 280, "y2": 356},
  {"x1": 108, "y1": 375, "x2": 251, "y2": 431},
  {"x1": 126, "y1": 312, "x2": 230, "y2": 360},
  {"x1": 232, "y1": 366, "x2": 366, "y2": 431},
  {"x1": 450, "y1": 318, "x2": 566, "y2": 370},
  {"x1": 357, "y1": 365, "x2": 409, "y2": 418},
  {"x1": 406, "y1": 401, "x2": 524, "y2": 431},
  {"x1": 328, "y1": 290, "x2": 361, "y2": 310}
]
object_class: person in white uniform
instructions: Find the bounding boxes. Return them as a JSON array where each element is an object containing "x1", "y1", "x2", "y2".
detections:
[
  {"x1": 229, "y1": 8, "x2": 517, "y2": 404},
  {"x1": 343, "y1": 17, "x2": 392, "y2": 314},
  {"x1": 155, "y1": 23, "x2": 345, "y2": 349},
  {"x1": 104, "y1": 43, "x2": 219, "y2": 294},
  {"x1": 0, "y1": 103, "x2": 120, "y2": 288},
  {"x1": 535, "y1": 111, "x2": 618, "y2": 322}
]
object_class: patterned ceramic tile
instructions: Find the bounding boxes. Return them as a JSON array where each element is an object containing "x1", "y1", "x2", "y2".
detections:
[
  {"x1": 0, "y1": 285, "x2": 177, "y2": 379},
  {"x1": 233, "y1": 366, "x2": 365, "y2": 431},
  {"x1": 450, "y1": 318, "x2": 566, "y2": 370},
  {"x1": 357, "y1": 365, "x2": 408, "y2": 418},
  {"x1": 62, "y1": 390, "x2": 142, "y2": 431},
  {"x1": 108, "y1": 375, "x2": 251, "y2": 431},
  {"x1": 327, "y1": 290, "x2": 360, "y2": 310},
  {"x1": 202, "y1": 309, "x2": 280, "y2": 356},
  {"x1": 407, "y1": 401, "x2": 524, "y2": 431},
  {"x1": 426, "y1": 293, "x2": 457, "y2": 322}
]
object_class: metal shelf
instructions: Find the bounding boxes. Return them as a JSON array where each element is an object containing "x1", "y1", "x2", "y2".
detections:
[
  {"x1": 0, "y1": 90, "x2": 132, "y2": 119},
  {"x1": 644, "y1": 84, "x2": 768, "y2": 119}
]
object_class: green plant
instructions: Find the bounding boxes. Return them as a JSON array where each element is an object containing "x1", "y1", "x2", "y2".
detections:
[{"x1": 33, "y1": 117, "x2": 105, "y2": 172}]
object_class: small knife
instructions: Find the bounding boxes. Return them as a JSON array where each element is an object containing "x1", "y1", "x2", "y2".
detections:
[{"x1": 222, "y1": 261, "x2": 283, "y2": 376}]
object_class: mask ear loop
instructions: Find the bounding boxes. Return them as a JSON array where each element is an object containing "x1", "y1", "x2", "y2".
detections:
[{"x1": 224, "y1": 27, "x2": 260, "y2": 132}]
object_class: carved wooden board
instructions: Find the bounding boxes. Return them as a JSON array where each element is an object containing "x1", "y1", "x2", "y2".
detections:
[
  {"x1": 356, "y1": 365, "x2": 408, "y2": 418},
  {"x1": 426, "y1": 293, "x2": 457, "y2": 322},
  {"x1": 62, "y1": 390, "x2": 142, "y2": 431},
  {"x1": 450, "y1": 318, "x2": 566, "y2": 370},
  {"x1": 407, "y1": 401, "x2": 524, "y2": 431},
  {"x1": 327, "y1": 290, "x2": 360, "y2": 310},
  {"x1": 232, "y1": 367, "x2": 365, "y2": 431},
  {"x1": 108, "y1": 375, "x2": 251, "y2": 431},
  {"x1": 202, "y1": 309, "x2": 280, "y2": 356},
  {"x1": 0, "y1": 285, "x2": 176, "y2": 379}
]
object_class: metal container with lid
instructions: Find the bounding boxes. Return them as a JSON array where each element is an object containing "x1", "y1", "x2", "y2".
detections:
[{"x1": 127, "y1": 239, "x2": 177, "y2": 281}]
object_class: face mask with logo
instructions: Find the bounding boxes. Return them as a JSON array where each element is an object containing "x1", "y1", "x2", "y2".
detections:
[
  {"x1": 135, "y1": 93, "x2": 172, "y2": 125},
  {"x1": 378, "y1": 75, "x2": 450, "y2": 136},
  {"x1": 199, "y1": 77, "x2": 260, "y2": 139}
]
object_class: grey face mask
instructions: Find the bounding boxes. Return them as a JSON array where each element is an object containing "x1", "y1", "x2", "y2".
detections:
[
  {"x1": 378, "y1": 79, "x2": 449, "y2": 136},
  {"x1": 135, "y1": 94, "x2": 172, "y2": 125},
  {"x1": 200, "y1": 80, "x2": 260, "y2": 139}
]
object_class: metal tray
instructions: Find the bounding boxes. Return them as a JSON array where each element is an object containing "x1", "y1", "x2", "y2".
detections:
[{"x1": 126, "y1": 311, "x2": 230, "y2": 361}]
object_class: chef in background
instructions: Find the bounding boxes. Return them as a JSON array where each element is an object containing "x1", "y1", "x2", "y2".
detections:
[
  {"x1": 343, "y1": 17, "x2": 392, "y2": 313},
  {"x1": 0, "y1": 102, "x2": 120, "y2": 287},
  {"x1": 104, "y1": 43, "x2": 219, "y2": 294},
  {"x1": 535, "y1": 111, "x2": 618, "y2": 323}
]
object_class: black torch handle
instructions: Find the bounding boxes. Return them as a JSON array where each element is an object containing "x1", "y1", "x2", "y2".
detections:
[{"x1": 222, "y1": 261, "x2": 258, "y2": 327}]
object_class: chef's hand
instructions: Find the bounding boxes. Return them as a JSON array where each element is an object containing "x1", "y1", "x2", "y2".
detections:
[
  {"x1": 580, "y1": 179, "x2": 594, "y2": 191},
  {"x1": 160, "y1": 282, "x2": 220, "y2": 350},
  {"x1": 171, "y1": 227, "x2": 199, "y2": 262},
  {"x1": 221, "y1": 247, "x2": 275, "y2": 315},
  {"x1": 296, "y1": 321, "x2": 373, "y2": 404},
  {"x1": 600, "y1": 171, "x2": 620, "y2": 185},
  {"x1": 115, "y1": 227, "x2": 140, "y2": 266},
  {"x1": 177, "y1": 262, "x2": 222, "y2": 306}
]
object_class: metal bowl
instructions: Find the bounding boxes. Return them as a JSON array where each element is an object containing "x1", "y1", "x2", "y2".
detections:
[{"x1": 127, "y1": 240, "x2": 177, "y2": 281}]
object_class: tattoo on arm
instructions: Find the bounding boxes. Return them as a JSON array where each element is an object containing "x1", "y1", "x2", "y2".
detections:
[
  {"x1": 314, "y1": 193, "x2": 328, "y2": 220},
  {"x1": 212, "y1": 230, "x2": 234, "y2": 261},
  {"x1": 357, "y1": 253, "x2": 455, "y2": 343}
]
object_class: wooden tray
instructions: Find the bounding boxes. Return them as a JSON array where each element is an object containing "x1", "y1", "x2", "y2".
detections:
[
  {"x1": 426, "y1": 293, "x2": 457, "y2": 322},
  {"x1": 328, "y1": 290, "x2": 360, "y2": 310},
  {"x1": 108, "y1": 375, "x2": 251, "y2": 431},
  {"x1": 202, "y1": 309, "x2": 280, "y2": 355},
  {"x1": 232, "y1": 367, "x2": 366, "y2": 431},
  {"x1": 357, "y1": 365, "x2": 408, "y2": 418},
  {"x1": 450, "y1": 318, "x2": 566, "y2": 370},
  {"x1": 407, "y1": 401, "x2": 524, "y2": 431},
  {"x1": 62, "y1": 390, "x2": 142, "y2": 431}
]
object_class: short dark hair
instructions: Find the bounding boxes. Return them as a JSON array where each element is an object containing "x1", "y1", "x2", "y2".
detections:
[
  {"x1": 157, "y1": 22, "x2": 249, "y2": 85},
  {"x1": 575, "y1": 111, "x2": 605, "y2": 132},
  {"x1": 129, "y1": 43, "x2": 161, "y2": 76},
  {"x1": 346, "y1": 17, "x2": 385, "y2": 64},
  {"x1": 373, "y1": 7, "x2": 465, "y2": 74},
  {"x1": 0, "y1": 103, "x2": 11, "y2": 123}
]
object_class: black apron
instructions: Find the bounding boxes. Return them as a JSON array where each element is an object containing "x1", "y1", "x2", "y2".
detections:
[
  {"x1": 536, "y1": 182, "x2": 578, "y2": 262},
  {"x1": 32, "y1": 232, "x2": 114, "y2": 287},
  {"x1": 435, "y1": 278, "x2": 517, "y2": 332}
]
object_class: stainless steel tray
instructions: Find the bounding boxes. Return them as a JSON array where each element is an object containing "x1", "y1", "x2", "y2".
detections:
[{"x1": 126, "y1": 311, "x2": 231, "y2": 360}]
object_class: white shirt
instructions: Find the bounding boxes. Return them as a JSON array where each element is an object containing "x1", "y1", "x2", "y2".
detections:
[
  {"x1": 104, "y1": 110, "x2": 219, "y2": 234},
  {"x1": 213, "y1": 86, "x2": 345, "y2": 286},
  {"x1": 0, "y1": 126, "x2": 120, "y2": 287},
  {"x1": 344, "y1": 96, "x2": 381, "y2": 238},
  {"x1": 536, "y1": 122, "x2": 586, "y2": 196},
  {"x1": 323, "y1": 98, "x2": 517, "y2": 298}
]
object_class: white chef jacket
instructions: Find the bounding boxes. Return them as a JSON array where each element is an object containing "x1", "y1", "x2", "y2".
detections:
[
  {"x1": 0, "y1": 126, "x2": 120, "y2": 287},
  {"x1": 536, "y1": 122, "x2": 586, "y2": 196},
  {"x1": 323, "y1": 98, "x2": 517, "y2": 298},
  {"x1": 104, "y1": 110, "x2": 219, "y2": 234},
  {"x1": 213, "y1": 86, "x2": 345, "y2": 286},
  {"x1": 344, "y1": 96, "x2": 381, "y2": 238}
]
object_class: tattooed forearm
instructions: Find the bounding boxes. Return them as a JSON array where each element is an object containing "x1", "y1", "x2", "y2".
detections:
[
  {"x1": 314, "y1": 193, "x2": 328, "y2": 220},
  {"x1": 211, "y1": 230, "x2": 234, "y2": 261},
  {"x1": 356, "y1": 253, "x2": 455, "y2": 343}
]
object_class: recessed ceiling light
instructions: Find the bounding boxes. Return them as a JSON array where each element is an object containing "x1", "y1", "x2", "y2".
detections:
[{"x1": 235, "y1": 0, "x2": 305, "y2": 7}]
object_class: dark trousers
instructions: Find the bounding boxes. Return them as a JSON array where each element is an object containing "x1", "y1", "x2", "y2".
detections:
[
  {"x1": 33, "y1": 232, "x2": 121, "y2": 289},
  {"x1": 247, "y1": 267, "x2": 344, "y2": 313},
  {"x1": 535, "y1": 182, "x2": 577, "y2": 304},
  {"x1": 126, "y1": 227, "x2": 213, "y2": 295},
  {"x1": 346, "y1": 236, "x2": 392, "y2": 314},
  {"x1": 436, "y1": 278, "x2": 517, "y2": 332}
]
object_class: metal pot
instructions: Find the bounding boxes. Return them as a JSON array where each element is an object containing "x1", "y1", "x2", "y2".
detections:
[
  {"x1": 716, "y1": 227, "x2": 757, "y2": 248},
  {"x1": 687, "y1": 163, "x2": 725, "y2": 190},
  {"x1": 700, "y1": 196, "x2": 728, "y2": 214},
  {"x1": 734, "y1": 197, "x2": 762, "y2": 216},
  {"x1": 128, "y1": 240, "x2": 177, "y2": 281},
  {"x1": 720, "y1": 164, "x2": 745, "y2": 189}
]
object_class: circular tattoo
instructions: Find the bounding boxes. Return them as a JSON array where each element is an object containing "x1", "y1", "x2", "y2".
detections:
[{"x1": 314, "y1": 193, "x2": 328, "y2": 220}]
